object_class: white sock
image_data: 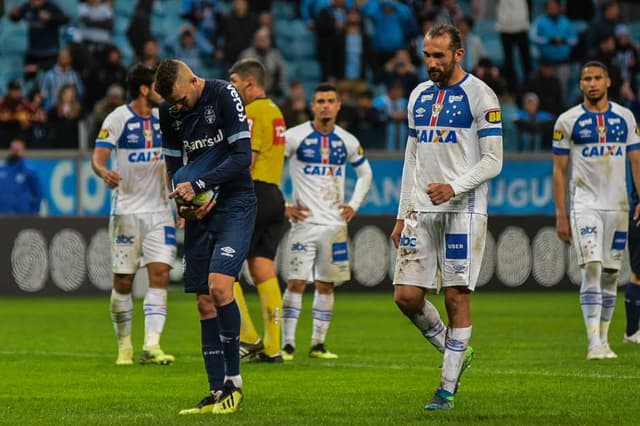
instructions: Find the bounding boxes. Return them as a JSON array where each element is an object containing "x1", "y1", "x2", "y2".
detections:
[
  {"x1": 441, "y1": 326, "x2": 472, "y2": 394},
  {"x1": 111, "y1": 289, "x2": 133, "y2": 350},
  {"x1": 311, "y1": 290, "x2": 334, "y2": 346},
  {"x1": 143, "y1": 287, "x2": 168, "y2": 350},
  {"x1": 409, "y1": 300, "x2": 446, "y2": 353},
  {"x1": 224, "y1": 374, "x2": 243, "y2": 389},
  {"x1": 580, "y1": 262, "x2": 603, "y2": 348},
  {"x1": 282, "y1": 289, "x2": 302, "y2": 348},
  {"x1": 600, "y1": 270, "x2": 618, "y2": 346}
]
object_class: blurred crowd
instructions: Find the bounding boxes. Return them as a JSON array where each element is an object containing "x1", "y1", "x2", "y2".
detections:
[{"x1": 1, "y1": 0, "x2": 640, "y2": 153}]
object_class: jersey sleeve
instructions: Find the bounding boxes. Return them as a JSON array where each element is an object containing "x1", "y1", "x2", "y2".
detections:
[
  {"x1": 552, "y1": 113, "x2": 571, "y2": 155},
  {"x1": 472, "y1": 83, "x2": 503, "y2": 141},
  {"x1": 95, "y1": 110, "x2": 123, "y2": 150},
  {"x1": 247, "y1": 107, "x2": 267, "y2": 153},
  {"x1": 344, "y1": 132, "x2": 367, "y2": 167},
  {"x1": 284, "y1": 127, "x2": 299, "y2": 158},
  {"x1": 159, "y1": 103, "x2": 184, "y2": 178},
  {"x1": 625, "y1": 110, "x2": 640, "y2": 152},
  {"x1": 220, "y1": 83, "x2": 251, "y2": 144}
]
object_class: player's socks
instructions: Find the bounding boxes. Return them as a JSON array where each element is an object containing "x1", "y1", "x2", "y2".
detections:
[
  {"x1": 410, "y1": 300, "x2": 446, "y2": 353},
  {"x1": 201, "y1": 318, "x2": 225, "y2": 392},
  {"x1": 624, "y1": 283, "x2": 640, "y2": 337},
  {"x1": 257, "y1": 277, "x2": 283, "y2": 356},
  {"x1": 580, "y1": 263, "x2": 603, "y2": 349},
  {"x1": 441, "y1": 326, "x2": 471, "y2": 394},
  {"x1": 282, "y1": 289, "x2": 302, "y2": 348},
  {"x1": 311, "y1": 290, "x2": 333, "y2": 346},
  {"x1": 234, "y1": 281, "x2": 261, "y2": 345},
  {"x1": 599, "y1": 271, "x2": 618, "y2": 347},
  {"x1": 217, "y1": 300, "x2": 241, "y2": 377},
  {"x1": 143, "y1": 287, "x2": 167, "y2": 350},
  {"x1": 110, "y1": 289, "x2": 133, "y2": 350}
]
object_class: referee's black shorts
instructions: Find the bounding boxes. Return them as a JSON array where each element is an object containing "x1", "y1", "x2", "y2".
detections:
[
  {"x1": 249, "y1": 180, "x2": 287, "y2": 260},
  {"x1": 630, "y1": 206, "x2": 640, "y2": 276}
]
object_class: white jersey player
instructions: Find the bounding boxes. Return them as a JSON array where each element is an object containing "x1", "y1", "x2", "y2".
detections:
[
  {"x1": 280, "y1": 83, "x2": 372, "y2": 361},
  {"x1": 553, "y1": 60, "x2": 640, "y2": 361},
  {"x1": 92, "y1": 64, "x2": 176, "y2": 366},
  {"x1": 391, "y1": 25, "x2": 503, "y2": 411}
]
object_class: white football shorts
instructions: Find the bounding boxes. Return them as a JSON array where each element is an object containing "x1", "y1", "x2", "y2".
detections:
[
  {"x1": 570, "y1": 209, "x2": 627, "y2": 270},
  {"x1": 393, "y1": 211, "x2": 487, "y2": 291},
  {"x1": 109, "y1": 211, "x2": 177, "y2": 274},
  {"x1": 286, "y1": 222, "x2": 350, "y2": 283}
]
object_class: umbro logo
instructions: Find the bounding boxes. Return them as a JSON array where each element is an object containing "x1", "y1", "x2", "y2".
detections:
[{"x1": 220, "y1": 246, "x2": 236, "y2": 257}]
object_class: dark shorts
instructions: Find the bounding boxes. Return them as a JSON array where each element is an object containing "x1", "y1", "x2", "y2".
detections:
[
  {"x1": 249, "y1": 181, "x2": 287, "y2": 260},
  {"x1": 183, "y1": 192, "x2": 257, "y2": 293},
  {"x1": 630, "y1": 208, "x2": 640, "y2": 275}
]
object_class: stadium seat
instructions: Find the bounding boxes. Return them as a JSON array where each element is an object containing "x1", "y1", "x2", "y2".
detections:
[
  {"x1": 474, "y1": 19, "x2": 496, "y2": 39},
  {"x1": 272, "y1": 1, "x2": 296, "y2": 20},
  {"x1": 627, "y1": 21, "x2": 640, "y2": 40},
  {"x1": 484, "y1": 37, "x2": 504, "y2": 68},
  {"x1": 501, "y1": 102, "x2": 520, "y2": 153},
  {"x1": 297, "y1": 59, "x2": 321, "y2": 81}
]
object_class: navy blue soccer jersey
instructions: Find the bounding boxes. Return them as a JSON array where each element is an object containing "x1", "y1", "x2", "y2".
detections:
[{"x1": 159, "y1": 79, "x2": 253, "y2": 195}]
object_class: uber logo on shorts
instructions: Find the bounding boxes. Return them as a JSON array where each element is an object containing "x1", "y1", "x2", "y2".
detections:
[
  {"x1": 332, "y1": 242, "x2": 348, "y2": 262},
  {"x1": 399, "y1": 235, "x2": 417, "y2": 247},
  {"x1": 164, "y1": 227, "x2": 176, "y2": 245},
  {"x1": 611, "y1": 231, "x2": 627, "y2": 250},
  {"x1": 115, "y1": 234, "x2": 134, "y2": 245},
  {"x1": 220, "y1": 246, "x2": 236, "y2": 257},
  {"x1": 445, "y1": 234, "x2": 467, "y2": 260}
]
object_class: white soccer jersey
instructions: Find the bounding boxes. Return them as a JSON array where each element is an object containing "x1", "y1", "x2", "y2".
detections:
[
  {"x1": 285, "y1": 122, "x2": 367, "y2": 225},
  {"x1": 553, "y1": 102, "x2": 640, "y2": 211},
  {"x1": 397, "y1": 73, "x2": 503, "y2": 217},
  {"x1": 96, "y1": 104, "x2": 171, "y2": 215}
]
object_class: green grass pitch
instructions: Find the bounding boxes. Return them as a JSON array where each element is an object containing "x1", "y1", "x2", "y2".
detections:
[{"x1": 1, "y1": 290, "x2": 639, "y2": 425}]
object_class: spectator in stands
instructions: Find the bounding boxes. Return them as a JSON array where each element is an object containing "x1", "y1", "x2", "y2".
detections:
[
  {"x1": 588, "y1": 1, "x2": 620, "y2": 51},
  {"x1": 239, "y1": 27, "x2": 288, "y2": 99},
  {"x1": 9, "y1": 0, "x2": 69, "y2": 80},
  {"x1": 25, "y1": 88, "x2": 48, "y2": 148},
  {"x1": 85, "y1": 45, "x2": 127, "y2": 113},
  {"x1": 434, "y1": 0, "x2": 464, "y2": 26},
  {"x1": 216, "y1": 0, "x2": 259, "y2": 66},
  {"x1": 40, "y1": 48, "x2": 84, "y2": 111},
  {"x1": 0, "y1": 81, "x2": 34, "y2": 148},
  {"x1": 354, "y1": 88, "x2": 385, "y2": 149},
  {"x1": 359, "y1": 0, "x2": 418, "y2": 70},
  {"x1": 181, "y1": 0, "x2": 219, "y2": 44},
  {"x1": 334, "y1": 8, "x2": 373, "y2": 82},
  {"x1": 279, "y1": 80, "x2": 312, "y2": 127},
  {"x1": 520, "y1": 60, "x2": 565, "y2": 116},
  {"x1": 614, "y1": 25, "x2": 640, "y2": 98},
  {"x1": 586, "y1": 34, "x2": 624, "y2": 102},
  {"x1": 91, "y1": 84, "x2": 125, "y2": 144},
  {"x1": 0, "y1": 138, "x2": 42, "y2": 215},
  {"x1": 381, "y1": 48, "x2": 419, "y2": 96},
  {"x1": 336, "y1": 83, "x2": 359, "y2": 131},
  {"x1": 138, "y1": 38, "x2": 162, "y2": 70},
  {"x1": 529, "y1": 0, "x2": 578, "y2": 102},
  {"x1": 457, "y1": 16, "x2": 486, "y2": 73},
  {"x1": 472, "y1": 57, "x2": 507, "y2": 97},
  {"x1": 496, "y1": 0, "x2": 532, "y2": 94},
  {"x1": 127, "y1": 0, "x2": 154, "y2": 59},
  {"x1": 78, "y1": 0, "x2": 114, "y2": 59},
  {"x1": 373, "y1": 79, "x2": 407, "y2": 151},
  {"x1": 314, "y1": 0, "x2": 348, "y2": 81},
  {"x1": 514, "y1": 92, "x2": 554, "y2": 152},
  {"x1": 46, "y1": 84, "x2": 81, "y2": 148},
  {"x1": 165, "y1": 24, "x2": 215, "y2": 76}
]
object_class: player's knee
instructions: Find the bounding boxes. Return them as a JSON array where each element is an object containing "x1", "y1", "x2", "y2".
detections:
[
  {"x1": 113, "y1": 274, "x2": 134, "y2": 294},
  {"x1": 394, "y1": 293, "x2": 421, "y2": 316},
  {"x1": 444, "y1": 288, "x2": 469, "y2": 311},
  {"x1": 148, "y1": 266, "x2": 170, "y2": 288},
  {"x1": 287, "y1": 280, "x2": 306, "y2": 293},
  {"x1": 196, "y1": 294, "x2": 217, "y2": 318}
]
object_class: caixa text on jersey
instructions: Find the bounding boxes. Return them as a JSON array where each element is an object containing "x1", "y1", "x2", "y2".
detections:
[{"x1": 183, "y1": 129, "x2": 224, "y2": 153}]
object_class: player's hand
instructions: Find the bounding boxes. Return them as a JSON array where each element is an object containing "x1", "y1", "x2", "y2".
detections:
[
  {"x1": 178, "y1": 199, "x2": 215, "y2": 221},
  {"x1": 634, "y1": 204, "x2": 640, "y2": 228},
  {"x1": 426, "y1": 183, "x2": 455, "y2": 205},
  {"x1": 170, "y1": 182, "x2": 196, "y2": 203},
  {"x1": 339, "y1": 204, "x2": 356, "y2": 222},
  {"x1": 175, "y1": 216, "x2": 185, "y2": 229},
  {"x1": 286, "y1": 204, "x2": 310, "y2": 222},
  {"x1": 391, "y1": 219, "x2": 405, "y2": 248},
  {"x1": 556, "y1": 215, "x2": 571, "y2": 243},
  {"x1": 102, "y1": 170, "x2": 122, "y2": 189}
]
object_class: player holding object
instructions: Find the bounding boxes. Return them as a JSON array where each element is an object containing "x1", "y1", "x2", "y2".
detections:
[
  {"x1": 553, "y1": 61, "x2": 640, "y2": 360},
  {"x1": 391, "y1": 24, "x2": 503, "y2": 411},
  {"x1": 281, "y1": 83, "x2": 372, "y2": 361},
  {"x1": 91, "y1": 64, "x2": 176, "y2": 366},
  {"x1": 154, "y1": 59, "x2": 256, "y2": 414},
  {"x1": 229, "y1": 58, "x2": 287, "y2": 363}
]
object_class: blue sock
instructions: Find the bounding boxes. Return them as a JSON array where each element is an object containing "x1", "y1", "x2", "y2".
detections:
[
  {"x1": 201, "y1": 318, "x2": 225, "y2": 392},
  {"x1": 217, "y1": 300, "x2": 241, "y2": 377},
  {"x1": 624, "y1": 284, "x2": 640, "y2": 336}
]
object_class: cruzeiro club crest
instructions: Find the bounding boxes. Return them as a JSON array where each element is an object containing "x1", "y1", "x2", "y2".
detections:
[
  {"x1": 204, "y1": 105, "x2": 216, "y2": 124},
  {"x1": 432, "y1": 103, "x2": 443, "y2": 115}
]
